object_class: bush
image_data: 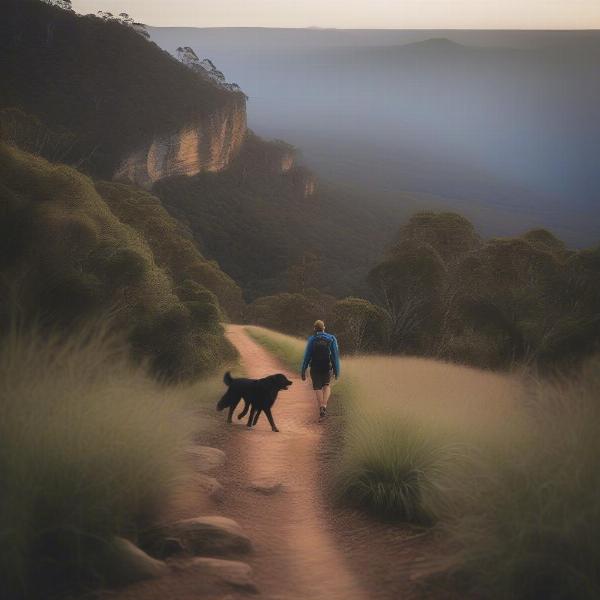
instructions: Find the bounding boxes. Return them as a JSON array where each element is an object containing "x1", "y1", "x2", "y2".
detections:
[
  {"x1": 368, "y1": 240, "x2": 446, "y2": 353},
  {"x1": 0, "y1": 143, "x2": 233, "y2": 379},
  {"x1": 331, "y1": 354, "x2": 522, "y2": 524},
  {"x1": 96, "y1": 182, "x2": 243, "y2": 320},
  {"x1": 0, "y1": 325, "x2": 200, "y2": 598},
  {"x1": 330, "y1": 297, "x2": 390, "y2": 353},
  {"x1": 369, "y1": 212, "x2": 600, "y2": 370}
]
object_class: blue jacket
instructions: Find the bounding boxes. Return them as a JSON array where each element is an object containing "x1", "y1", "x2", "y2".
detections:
[{"x1": 301, "y1": 332, "x2": 340, "y2": 377}]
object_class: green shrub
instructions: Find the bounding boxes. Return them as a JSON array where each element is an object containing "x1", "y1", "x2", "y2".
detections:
[
  {"x1": 96, "y1": 182, "x2": 243, "y2": 320},
  {"x1": 330, "y1": 296, "x2": 390, "y2": 353},
  {"x1": 369, "y1": 212, "x2": 600, "y2": 370},
  {"x1": 0, "y1": 143, "x2": 233, "y2": 379}
]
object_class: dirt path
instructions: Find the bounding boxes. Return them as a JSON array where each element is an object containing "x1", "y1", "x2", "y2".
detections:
[
  {"x1": 110, "y1": 326, "x2": 448, "y2": 600},
  {"x1": 221, "y1": 324, "x2": 367, "y2": 600}
]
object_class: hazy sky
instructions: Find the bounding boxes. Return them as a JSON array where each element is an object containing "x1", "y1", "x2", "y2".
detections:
[{"x1": 72, "y1": 0, "x2": 600, "y2": 29}]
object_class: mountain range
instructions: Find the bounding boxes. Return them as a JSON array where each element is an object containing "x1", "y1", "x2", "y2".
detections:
[{"x1": 150, "y1": 27, "x2": 600, "y2": 247}]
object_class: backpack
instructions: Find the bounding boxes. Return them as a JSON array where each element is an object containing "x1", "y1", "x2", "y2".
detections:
[{"x1": 311, "y1": 336, "x2": 331, "y2": 369}]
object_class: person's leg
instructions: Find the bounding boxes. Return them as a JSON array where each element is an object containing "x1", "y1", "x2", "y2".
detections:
[
  {"x1": 314, "y1": 388, "x2": 324, "y2": 408},
  {"x1": 322, "y1": 383, "x2": 331, "y2": 408}
]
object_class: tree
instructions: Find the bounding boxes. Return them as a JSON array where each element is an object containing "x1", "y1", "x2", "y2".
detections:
[
  {"x1": 44, "y1": 0, "x2": 73, "y2": 10},
  {"x1": 450, "y1": 238, "x2": 563, "y2": 366},
  {"x1": 394, "y1": 211, "x2": 481, "y2": 266},
  {"x1": 330, "y1": 297, "x2": 390, "y2": 354},
  {"x1": 368, "y1": 241, "x2": 446, "y2": 353}
]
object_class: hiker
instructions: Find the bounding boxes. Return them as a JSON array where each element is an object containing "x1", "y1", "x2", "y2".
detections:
[{"x1": 301, "y1": 320, "x2": 340, "y2": 419}]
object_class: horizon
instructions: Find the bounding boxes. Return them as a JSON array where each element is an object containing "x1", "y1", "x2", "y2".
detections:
[
  {"x1": 71, "y1": 0, "x2": 600, "y2": 29},
  {"x1": 146, "y1": 25, "x2": 600, "y2": 31}
]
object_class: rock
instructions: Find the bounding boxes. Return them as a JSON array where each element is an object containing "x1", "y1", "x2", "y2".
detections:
[
  {"x1": 115, "y1": 101, "x2": 247, "y2": 190},
  {"x1": 168, "y1": 516, "x2": 252, "y2": 556},
  {"x1": 145, "y1": 536, "x2": 185, "y2": 559},
  {"x1": 188, "y1": 557, "x2": 257, "y2": 593},
  {"x1": 102, "y1": 537, "x2": 169, "y2": 585},
  {"x1": 247, "y1": 479, "x2": 283, "y2": 495},
  {"x1": 196, "y1": 473, "x2": 225, "y2": 502},
  {"x1": 186, "y1": 446, "x2": 226, "y2": 473}
]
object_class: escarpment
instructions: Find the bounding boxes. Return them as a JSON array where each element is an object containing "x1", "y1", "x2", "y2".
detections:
[
  {"x1": 1, "y1": 0, "x2": 317, "y2": 196},
  {"x1": 115, "y1": 97, "x2": 247, "y2": 188},
  {"x1": 231, "y1": 133, "x2": 317, "y2": 197}
]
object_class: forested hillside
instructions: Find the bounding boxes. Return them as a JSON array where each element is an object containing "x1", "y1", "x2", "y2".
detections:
[
  {"x1": 155, "y1": 133, "x2": 398, "y2": 300},
  {"x1": 0, "y1": 0, "x2": 244, "y2": 178},
  {"x1": 0, "y1": 143, "x2": 236, "y2": 379},
  {"x1": 1, "y1": 0, "x2": 400, "y2": 305}
]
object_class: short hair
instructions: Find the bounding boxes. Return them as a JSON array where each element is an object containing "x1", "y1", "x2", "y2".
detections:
[{"x1": 313, "y1": 320, "x2": 325, "y2": 332}]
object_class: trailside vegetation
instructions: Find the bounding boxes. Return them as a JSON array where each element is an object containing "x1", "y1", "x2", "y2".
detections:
[
  {"x1": 367, "y1": 211, "x2": 600, "y2": 370},
  {"x1": 245, "y1": 211, "x2": 599, "y2": 372},
  {"x1": 0, "y1": 143, "x2": 235, "y2": 380},
  {"x1": 0, "y1": 325, "x2": 223, "y2": 599},
  {"x1": 248, "y1": 326, "x2": 600, "y2": 600}
]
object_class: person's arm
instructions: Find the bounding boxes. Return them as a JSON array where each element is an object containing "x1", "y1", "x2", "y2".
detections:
[
  {"x1": 331, "y1": 336, "x2": 340, "y2": 378},
  {"x1": 300, "y1": 336, "x2": 314, "y2": 379}
]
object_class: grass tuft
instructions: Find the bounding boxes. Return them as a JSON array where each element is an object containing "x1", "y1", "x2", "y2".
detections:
[{"x1": 0, "y1": 324, "x2": 212, "y2": 597}]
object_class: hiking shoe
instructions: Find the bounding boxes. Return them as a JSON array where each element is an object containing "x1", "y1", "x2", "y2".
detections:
[{"x1": 319, "y1": 406, "x2": 327, "y2": 419}]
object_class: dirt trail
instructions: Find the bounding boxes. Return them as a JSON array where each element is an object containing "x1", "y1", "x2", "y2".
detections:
[
  {"x1": 222, "y1": 325, "x2": 366, "y2": 600},
  {"x1": 111, "y1": 325, "x2": 445, "y2": 600}
]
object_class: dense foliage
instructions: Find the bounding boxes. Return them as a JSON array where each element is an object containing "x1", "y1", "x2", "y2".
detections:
[
  {"x1": 0, "y1": 143, "x2": 235, "y2": 380},
  {"x1": 367, "y1": 211, "x2": 600, "y2": 370},
  {"x1": 245, "y1": 211, "x2": 599, "y2": 371}
]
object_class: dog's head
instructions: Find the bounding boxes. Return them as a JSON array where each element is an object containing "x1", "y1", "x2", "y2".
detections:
[{"x1": 269, "y1": 373, "x2": 293, "y2": 391}]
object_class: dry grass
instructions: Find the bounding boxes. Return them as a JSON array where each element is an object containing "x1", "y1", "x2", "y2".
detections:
[
  {"x1": 248, "y1": 326, "x2": 600, "y2": 598},
  {"x1": 0, "y1": 324, "x2": 221, "y2": 598},
  {"x1": 331, "y1": 355, "x2": 524, "y2": 522}
]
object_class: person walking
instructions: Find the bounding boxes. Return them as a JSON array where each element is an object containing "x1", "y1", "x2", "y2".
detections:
[{"x1": 301, "y1": 320, "x2": 340, "y2": 420}]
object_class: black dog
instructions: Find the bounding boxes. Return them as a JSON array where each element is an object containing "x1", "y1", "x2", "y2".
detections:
[{"x1": 216, "y1": 371, "x2": 292, "y2": 432}]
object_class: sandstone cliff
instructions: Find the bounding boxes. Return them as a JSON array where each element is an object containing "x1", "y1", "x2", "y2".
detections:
[{"x1": 115, "y1": 97, "x2": 247, "y2": 188}]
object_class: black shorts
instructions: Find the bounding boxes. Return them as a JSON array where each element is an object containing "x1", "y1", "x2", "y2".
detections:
[{"x1": 310, "y1": 366, "x2": 332, "y2": 390}]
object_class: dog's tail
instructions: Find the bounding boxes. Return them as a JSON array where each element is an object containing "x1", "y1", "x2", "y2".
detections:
[{"x1": 216, "y1": 372, "x2": 234, "y2": 412}]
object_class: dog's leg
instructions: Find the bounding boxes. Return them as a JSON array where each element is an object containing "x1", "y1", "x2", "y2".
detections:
[
  {"x1": 247, "y1": 406, "x2": 256, "y2": 428},
  {"x1": 238, "y1": 399, "x2": 250, "y2": 420},
  {"x1": 253, "y1": 409, "x2": 262, "y2": 426},
  {"x1": 265, "y1": 408, "x2": 279, "y2": 432},
  {"x1": 227, "y1": 405, "x2": 234, "y2": 423}
]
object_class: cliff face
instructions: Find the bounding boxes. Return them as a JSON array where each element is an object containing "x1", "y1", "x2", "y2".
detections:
[{"x1": 115, "y1": 98, "x2": 247, "y2": 188}]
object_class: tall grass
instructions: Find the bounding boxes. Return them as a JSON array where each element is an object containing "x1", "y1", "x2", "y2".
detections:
[
  {"x1": 446, "y1": 359, "x2": 600, "y2": 599},
  {"x1": 0, "y1": 325, "x2": 215, "y2": 598},
  {"x1": 249, "y1": 326, "x2": 600, "y2": 598}
]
